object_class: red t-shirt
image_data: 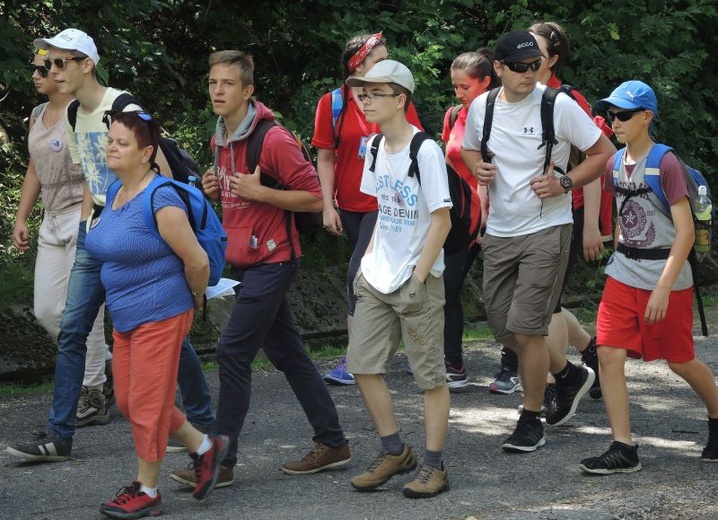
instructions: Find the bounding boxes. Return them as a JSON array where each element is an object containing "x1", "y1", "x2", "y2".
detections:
[
  {"x1": 547, "y1": 74, "x2": 613, "y2": 237},
  {"x1": 312, "y1": 85, "x2": 423, "y2": 212},
  {"x1": 213, "y1": 102, "x2": 322, "y2": 268},
  {"x1": 441, "y1": 105, "x2": 477, "y2": 190}
]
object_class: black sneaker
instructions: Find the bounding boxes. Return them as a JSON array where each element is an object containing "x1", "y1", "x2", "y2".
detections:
[
  {"x1": 517, "y1": 383, "x2": 558, "y2": 418},
  {"x1": 702, "y1": 422, "x2": 718, "y2": 462},
  {"x1": 579, "y1": 441, "x2": 641, "y2": 474},
  {"x1": 501, "y1": 419, "x2": 545, "y2": 453},
  {"x1": 581, "y1": 337, "x2": 602, "y2": 399},
  {"x1": 546, "y1": 365, "x2": 595, "y2": 427},
  {"x1": 6, "y1": 436, "x2": 72, "y2": 462}
]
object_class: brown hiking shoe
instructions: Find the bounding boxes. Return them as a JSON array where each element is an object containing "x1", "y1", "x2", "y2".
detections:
[
  {"x1": 170, "y1": 463, "x2": 234, "y2": 488},
  {"x1": 350, "y1": 444, "x2": 417, "y2": 491},
  {"x1": 402, "y1": 464, "x2": 449, "y2": 498},
  {"x1": 281, "y1": 442, "x2": 351, "y2": 474}
]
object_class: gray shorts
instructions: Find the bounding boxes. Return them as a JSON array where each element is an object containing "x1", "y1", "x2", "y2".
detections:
[
  {"x1": 482, "y1": 224, "x2": 572, "y2": 340},
  {"x1": 347, "y1": 271, "x2": 446, "y2": 390}
]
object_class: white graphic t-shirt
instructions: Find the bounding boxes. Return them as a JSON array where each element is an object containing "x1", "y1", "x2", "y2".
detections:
[
  {"x1": 359, "y1": 128, "x2": 452, "y2": 294},
  {"x1": 67, "y1": 88, "x2": 141, "y2": 206}
]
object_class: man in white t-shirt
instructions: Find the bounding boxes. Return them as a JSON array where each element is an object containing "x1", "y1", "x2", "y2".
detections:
[
  {"x1": 462, "y1": 31, "x2": 615, "y2": 453},
  {"x1": 344, "y1": 60, "x2": 452, "y2": 499}
]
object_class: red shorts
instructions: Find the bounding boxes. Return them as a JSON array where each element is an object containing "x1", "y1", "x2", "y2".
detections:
[{"x1": 596, "y1": 277, "x2": 694, "y2": 363}]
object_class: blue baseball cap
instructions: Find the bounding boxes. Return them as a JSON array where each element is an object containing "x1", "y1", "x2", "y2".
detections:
[{"x1": 595, "y1": 80, "x2": 658, "y2": 117}]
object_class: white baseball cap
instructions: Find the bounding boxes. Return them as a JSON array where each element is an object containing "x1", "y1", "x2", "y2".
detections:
[
  {"x1": 345, "y1": 59, "x2": 415, "y2": 94},
  {"x1": 34, "y1": 28, "x2": 100, "y2": 65}
]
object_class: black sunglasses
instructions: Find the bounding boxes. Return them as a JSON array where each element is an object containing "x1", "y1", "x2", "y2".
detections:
[
  {"x1": 607, "y1": 108, "x2": 645, "y2": 123},
  {"x1": 30, "y1": 64, "x2": 49, "y2": 78},
  {"x1": 43, "y1": 56, "x2": 86, "y2": 70},
  {"x1": 502, "y1": 58, "x2": 542, "y2": 73}
]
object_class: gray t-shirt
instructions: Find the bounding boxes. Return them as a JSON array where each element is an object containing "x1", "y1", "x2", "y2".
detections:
[{"x1": 604, "y1": 149, "x2": 692, "y2": 290}]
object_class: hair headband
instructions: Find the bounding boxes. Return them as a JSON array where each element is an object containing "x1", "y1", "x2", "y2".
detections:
[{"x1": 346, "y1": 32, "x2": 383, "y2": 73}]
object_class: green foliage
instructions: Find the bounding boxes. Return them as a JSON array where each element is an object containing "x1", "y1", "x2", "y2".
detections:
[{"x1": 2, "y1": 0, "x2": 718, "y2": 304}]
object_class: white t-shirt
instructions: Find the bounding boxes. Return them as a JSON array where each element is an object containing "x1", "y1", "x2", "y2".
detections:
[
  {"x1": 463, "y1": 85, "x2": 601, "y2": 237},
  {"x1": 359, "y1": 128, "x2": 453, "y2": 294},
  {"x1": 67, "y1": 87, "x2": 142, "y2": 206}
]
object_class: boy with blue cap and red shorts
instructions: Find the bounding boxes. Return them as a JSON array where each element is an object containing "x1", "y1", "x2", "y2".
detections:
[{"x1": 579, "y1": 80, "x2": 718, "y2": 474}]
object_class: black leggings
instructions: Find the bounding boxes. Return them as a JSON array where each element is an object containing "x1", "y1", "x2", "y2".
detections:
[
  {"x1": 443, "y1": 242, "x2": 481, "y2": 366},
  {"x1": 340, "y1": 209, "x2": 378, "y2": 315}
]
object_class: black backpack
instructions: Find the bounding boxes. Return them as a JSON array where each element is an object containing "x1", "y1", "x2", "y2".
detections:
[
  {"x1": 244, "y1": 119, "x2": 323, "y2": 250},
  {"x1": 369, "y1": 132, "x2": 481, "y2": 254},
  {"x1": 67, "y1": 92, "x2": 201, "y2": 184}
]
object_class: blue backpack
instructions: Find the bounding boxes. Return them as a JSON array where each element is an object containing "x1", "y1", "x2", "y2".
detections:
[
  {"x1": 140, "y1": 175, "x2": 227, "y2": 286},
  {"x1": 106, "y1": 175, "x2": 228, "y2": 287},
  {"x1": 612, "y1": 144, "x2": 714, "y2": 239},
  {"x1": 611, "y1": 144, "x2": 713, "y2": 336}
]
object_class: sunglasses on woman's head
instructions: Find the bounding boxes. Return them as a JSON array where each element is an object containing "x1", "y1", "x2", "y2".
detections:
[
  {"x1": 607, "y1": 108, "x2": 645, "y2": 123},
  {"x1": 43, "y1": 56, "x2": 86, "y2": 70},
  {"x1": 30, "y1": 64, "x2": 49, "y2": 77},
  {"x1": 502, "y1": 58, "x2": 541, "y2": 73}
]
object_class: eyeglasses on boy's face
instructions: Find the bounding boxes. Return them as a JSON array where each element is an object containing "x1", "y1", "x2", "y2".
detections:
[
  {"x1": 43, "y1": 56, "x2": 86, "y2": 70},
  {"x1": 356, "y1": 92, "x2": 399, "y2": 103},
  {"x1": 502, "y1": 58, "x2": 542, "y2": 73},
  {"x1": 30, "y1": 64, "x2": 49, "y2": 78},
  {"x1": 607, "y1": 108, "x2": 645, "y2": 123}
]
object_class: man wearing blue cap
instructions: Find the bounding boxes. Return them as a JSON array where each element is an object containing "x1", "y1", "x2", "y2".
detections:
[
  {"x1": 461, "y1": 30, "x2": 615, "y2": 453},
  {"x1": 579, "y1": 80, "x2": 718, "y2": 474}
]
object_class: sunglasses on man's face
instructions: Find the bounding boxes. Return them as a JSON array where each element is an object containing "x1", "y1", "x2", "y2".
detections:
[
  {"x1": 43, "y1": 56, "x2": 86, "y2": 70},
  {"x1": 502, "y1": 58, "x2": 541, "y2": 73},
  {"x1": 30, "y1": 64, "x2": 49, "y2": 78},
  {"x1": 607, "y1": 108, "x2": 645, "y2": 123}
]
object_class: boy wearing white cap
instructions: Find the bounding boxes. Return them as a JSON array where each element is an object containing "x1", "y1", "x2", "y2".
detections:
[
  {"x1": 344, "y1": 60, "x2": 452, "y2": 498},
  {"x1": 579, "y1": 81, "x2": 718, "y2": 474},
  {"x1": 7, "y1": 28, "x2": 215, "y2": 469}
]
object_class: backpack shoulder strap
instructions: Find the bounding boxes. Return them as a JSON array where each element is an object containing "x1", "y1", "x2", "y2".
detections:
[
  {"x1": 141, "y1": 175, "x2": 177, "y2": 236},
  {"x1": 31, "y1": 102, "x2": 48, "y2": 123},
  {"x1": 101, "y1": 92, "x2": 142, "y2": 128},
  {"x1": 408, "y1": 132, "x2": 433, "y2": 184},
  {"x1": 331, "y1": 87, "x2": 343, "y2": 131},
  {"x1": 449, "y1": 104, "x2": 462, "y2": 130},
  {"x1": 539, "y1": 86, "x2": 561, "y2": 174},
  {"x1": 368, "y1": 133, "x2": 384, "y2": 173},
  {"x1": 246, "y1": 119, "x2": 280, "y2": 188},
  {"x1": 105, "y1": 179, "x2": 123, "y2": 208},
  {"x1": 67, "y1": 100, "x2": 81, "y2": 131},
  {"x1": 644, "y1": 144, "x2": 672, "y2": 214},
  {"x1": 481, "y1": 87, "x2": 501, "y2": 163},
  {"x1": 112, "y1": 92, "x2": 140, "y2": 112}
]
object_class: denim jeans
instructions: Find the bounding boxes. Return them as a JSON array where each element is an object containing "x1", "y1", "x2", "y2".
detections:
[
  {"x1": 214, "y1": 261, "x2": 346, "y2": 467},
  {"x1": 177, "y1": 338, "x2": 215, "y2": 428},
  {"x1": 49, "y1": 223, "x2": 106, "y2": 440},
  {"x1": 48, "y1": 221, "x2": 214, "y2": 440}
]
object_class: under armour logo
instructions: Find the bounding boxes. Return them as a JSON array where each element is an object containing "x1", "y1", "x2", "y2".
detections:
[{"x1": 524, "y1": 127, "x2": 535, "y2": 134}]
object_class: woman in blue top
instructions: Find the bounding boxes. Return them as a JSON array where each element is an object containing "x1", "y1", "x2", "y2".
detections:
[{"x1": 85, "y1": 111, "x2": 225, "y2": 519}]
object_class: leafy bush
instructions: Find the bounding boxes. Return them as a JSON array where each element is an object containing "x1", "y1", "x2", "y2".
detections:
[{"x1": 2, "y1": 0, "x2": 717, "y2": 305}]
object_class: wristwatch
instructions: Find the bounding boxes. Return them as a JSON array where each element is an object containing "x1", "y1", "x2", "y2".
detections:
[{"x1": 559, "y1": 175, "x2": 573, "y2": 193}]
